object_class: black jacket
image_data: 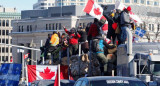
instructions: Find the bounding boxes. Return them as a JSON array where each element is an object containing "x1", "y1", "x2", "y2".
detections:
[{"x1": 78, "y1": 30, "x2": 87, "y2": 42}]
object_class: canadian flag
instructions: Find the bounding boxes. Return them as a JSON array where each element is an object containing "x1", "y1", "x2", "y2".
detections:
[
  {"x1": 105, "y1": 38, "x2": 111, "y2": 44},
  {"x1": 27, "y1": 65, "x2": 58, "y2": 82},
  {"x1": 115, "y1": 0, "x2": 142, "y2": 23},
  {"x1": 24, "y1": 53, "x2": 29, "y2": 59},
  {"x1": 84, "y1": 0, "x2": 104, "y2": 20}
]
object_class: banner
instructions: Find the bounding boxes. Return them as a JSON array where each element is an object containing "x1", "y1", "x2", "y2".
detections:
[
  {"x1": 0, "y1": 63, "x2": 22, "y2": 86},
  {"x1": 27, "y1": 65, "x2": 58, "y2": 82}
]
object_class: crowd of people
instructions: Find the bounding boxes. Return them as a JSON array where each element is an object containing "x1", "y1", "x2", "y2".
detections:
[{"x1": 39, "y1": 6, "x2": 135, "y2": 76}]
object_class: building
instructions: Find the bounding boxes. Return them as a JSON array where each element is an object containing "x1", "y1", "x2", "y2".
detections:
[
  {"x1": 33, "y1": 0, "x2": 56, "y2": 10},
  {"x1": 0, "y1": 6, "x2": 21, "y2": 63}
]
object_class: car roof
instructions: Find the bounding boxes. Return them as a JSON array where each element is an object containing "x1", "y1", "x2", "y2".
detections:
[{"x1": 78, "y1": 76, "x2": 142, "y2": 81}]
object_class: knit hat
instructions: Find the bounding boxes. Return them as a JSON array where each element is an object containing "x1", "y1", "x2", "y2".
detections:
[{"x1": 127, "y1": 6, "x2": 131, "y2": 11}]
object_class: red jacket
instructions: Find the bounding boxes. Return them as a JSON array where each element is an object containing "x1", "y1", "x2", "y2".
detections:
[
  {"x1": 65, "y1": 29, "x2": 81, "y2": 45},
  {"x1": 88, "y1": 23, "x2": 99, "y2": 37}
]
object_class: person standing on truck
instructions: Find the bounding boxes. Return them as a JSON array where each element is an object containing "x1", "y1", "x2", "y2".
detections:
[
  {"x1": 64, "y1": 26, "x2": 81, "y2": 56},
  {"x1": 120, "y1": 6, "x2": 133, "y2": 44},
  {"x1": 103, "y1": 12, "x2": 116, "y2": 44},
  {"x1": 91, "y1": 32, "x2": 116, "y2": 76},
  {"x1": 48, "y1": 31, "x2": 59, "y2": 64}
]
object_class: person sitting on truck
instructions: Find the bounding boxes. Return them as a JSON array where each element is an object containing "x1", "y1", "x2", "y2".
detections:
[
  {"x1": 64, "y1": 26, "x2": 81, "y2": 56},
  {"x1": 91, "y1": 32, "x2": 116, "y2": 76}
]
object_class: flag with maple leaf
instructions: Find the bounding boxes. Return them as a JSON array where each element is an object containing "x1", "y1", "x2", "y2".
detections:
[
  {"x1": 84, "y1": 0, "x2": 104, "y2": 20},
  {"x1": 24, "y1": 53, "x2": 29, "y2": 59},
  {"x1": 27, "y1": 65, "x2": 58, "y2": 82}
]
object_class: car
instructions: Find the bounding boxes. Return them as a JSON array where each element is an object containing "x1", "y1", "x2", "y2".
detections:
[
  {"x1": 74, "y1": 76, "x2": 147, "y2": 86},
  {"x1": 31, "y1": 79, "x2": 75, "y2": 86}
]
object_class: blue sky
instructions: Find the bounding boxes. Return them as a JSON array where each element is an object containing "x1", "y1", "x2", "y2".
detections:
[{"x1": 0, "y1": 0, "x2": 37, "y2": 12}]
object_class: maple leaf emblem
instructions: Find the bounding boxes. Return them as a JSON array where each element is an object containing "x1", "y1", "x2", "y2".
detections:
[
  {"x1": 94, "y1": 8, "x2": 101, "y2": 15},
  {"x1": 39, "y1": 67, "x2": 55, "y2": 79}
]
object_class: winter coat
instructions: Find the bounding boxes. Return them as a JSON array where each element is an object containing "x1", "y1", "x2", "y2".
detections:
[
  {"x1": 120, "y1": 11, "x2": 131, "y2": 27},
  {"x1": 104, "y1": 15, "x2": 115, "y2": 33},
  {"x1": 65, "y1": 28, "x2": 81, "y2": 45},
  {"x1": 88, "y1": 23, "x2": 99, "y2": 37},
  {"x1": 50, "y1": 33, "x2": 59, "y2": 46},
  {"x1": 78, "y1": 30, "x2": 87, "y2": 42},
  {"x1": 92, "y1": 36, "x2": 116, "y2": 53}
]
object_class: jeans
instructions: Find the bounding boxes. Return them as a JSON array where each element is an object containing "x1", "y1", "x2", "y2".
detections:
[{"x1": 121, "y1": 26, "x2": 127, "y2": 43}]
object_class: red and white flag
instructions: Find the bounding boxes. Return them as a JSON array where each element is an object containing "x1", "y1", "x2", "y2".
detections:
[
  {"x1": 84, "y1": 0, "x2": 104, "y2": 20},
  {"x1": 115, "y1": 0, "x2": 142, "y2": 23},
  {"x1": 105, "y1": 38, "x2": 111, "y2": 44},
  {"x1": 27, "y1": 65, "x2": 58, "y2": 82},
  {"x1": 24, "y1": 53, "x2": 29, "y2": 59}
]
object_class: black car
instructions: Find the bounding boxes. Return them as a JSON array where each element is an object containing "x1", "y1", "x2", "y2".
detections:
[
  {"x1": 74, "y1": 76, "x2": 147, "y2": 86},
  {"x1": 31, "y1": 79, "x2": 75, "y2": 86}
]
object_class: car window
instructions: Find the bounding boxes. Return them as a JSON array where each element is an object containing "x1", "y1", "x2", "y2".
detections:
[
  {"x1": 81, "y1": 80, "x2": 88, "y2": 86},
  {"x1": 74, "y1": 80, "x2": 82, "y2": 86},
  {"x1": 90, "y1": 80, "x2": 147, "y2": 86}
]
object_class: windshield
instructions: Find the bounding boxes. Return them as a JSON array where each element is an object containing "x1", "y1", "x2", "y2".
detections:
[
  {"x1": 151, "y1": 62, "x2": 160, "y2": 76},
  {"x1": 90, "y1": 80, "x2": 146, "y2": 86}
]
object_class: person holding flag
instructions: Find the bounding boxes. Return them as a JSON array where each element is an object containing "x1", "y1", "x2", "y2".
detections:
[{"x1": 120, "y1": 6, "x2": 134, "y2": 44}]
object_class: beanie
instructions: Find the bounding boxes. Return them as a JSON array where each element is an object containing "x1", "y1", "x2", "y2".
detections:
[{"x1": 127, "y1": 6, "x2": 131, "y2": 11}]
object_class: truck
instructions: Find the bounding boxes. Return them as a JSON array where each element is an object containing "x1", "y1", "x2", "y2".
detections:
[{"x1": 117, "y1": 28, "x2": 160, "y2": 86}]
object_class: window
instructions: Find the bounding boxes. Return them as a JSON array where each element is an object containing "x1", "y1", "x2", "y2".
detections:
[
  {"x1": 27, "y1": 25, "x2": 29, "y2": 32},
  {"x1": 105, "y1": 0, "x2": 112, "y2": 3},
  {"x1": 0, "y1": 30, "x2": 1, "y2": 35},
  {"x1": 6, "y1": 48, "x2": 8, "y2": 53},
  {"x1": 154, "y1": 2, "x2": 159, "y2": 6},
  {"x1": 48, "y1": 3, "x2": 51, "y2": 6},
  {"x1": 149, "y1": 24, "x2": 151, "y2": 31},
  {"x1": 59, "y1": 23, "x2": 61, "y2": 30},
  {"x1": 71, "y1": 0, "x2": 76, "y2": 1},
  {"x1": 2, "y1": 20, "x2": 5, "y2": 26},
  {"x1": 2, "y1": 30, "x2": 5, "y2": 35},
  {"x1": 80, "y1": 3, "x2": 84, "y2": 5},
  {"x1": 56, "y1": 23, "x2": 58, "y2": 30},
  {"x1": 49, "y1": 24, "x2": 51, "y2": 30},
  {"x1": 80, "y1": 0, "x2": 84, "y2": 1},
  {"x1": 134, "y1": 0, "x2": 138, "y2": 3},
  {"x1": 41, "y1": 3, "x2": 47, "y2": 6},
  {"x1": 81, "y1": 81, "x2": 87, "y2": 86},
  {"x1": 125, "y1": 0, "x2": 130, "y2": 3},
  {"x1": 2, "y1": 39, "x2": 5, "y2": 43},
  {"x1": 10, "y1": 48, "x2": 12, "y2": 52},
  {"x1": 152, "y1": 24, "x2": 154, "y2": 31},
  {"x1": 30, "y1": 25, "x2": 32, "y2": 31},
  {"x1": 71, "y1": 3, "x2": 75, "y2": 5},
  {"x1": 6, "y1": 20, "x2": 9, "y2": 27},
  {"x1": 22, "y1": 26, "x2": 23, "y2": 32},
  {"x1": 10, "y1": 39, "x2": 12, "y2": 44},
  {"x1": 52, "y1": 24, "x2": 54, "y2": 30},
  {"x1": 6, "y1": 39, "x2": 8, "y2": 44},
  {"x1": 46, "y1": 24, "x2": 48, "y2": 30},
  {"x1": 147, "y1": 1, "x2": 153, "y2": 5},
  {"x1": 2, "y1": 47, "x2": 5, "y2": 53},
  {"x1": 158, "y1": 24, "x2": 160, "y2": 32},
  {"x1": 141, "y1": 0, "x2": 145, "y2": 4},
  {"x1": 75, "y1": 81, "x2": 82, "y2": 86},
  {"x1": 6, "y1": 30, "x2": 9, "y2": 35},
  {"x1": 98, "y1": 0, "x2": 103, "y2": 2}
]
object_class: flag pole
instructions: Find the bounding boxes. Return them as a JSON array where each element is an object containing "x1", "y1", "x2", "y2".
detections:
[
  {"x1": 58, "y1": 64, "x2": 60, "y2": 86},
  {"x1": 25, "y1": 61, "x2": 28, "y2": 86},
  {"x1": 22, "y1": 52, "x2": 24, "y2": 82}
]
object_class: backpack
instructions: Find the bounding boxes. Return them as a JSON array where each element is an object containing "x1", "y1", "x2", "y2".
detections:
[{"x1": 91, "y1": 39, "x2": 104, "y2": 52}]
